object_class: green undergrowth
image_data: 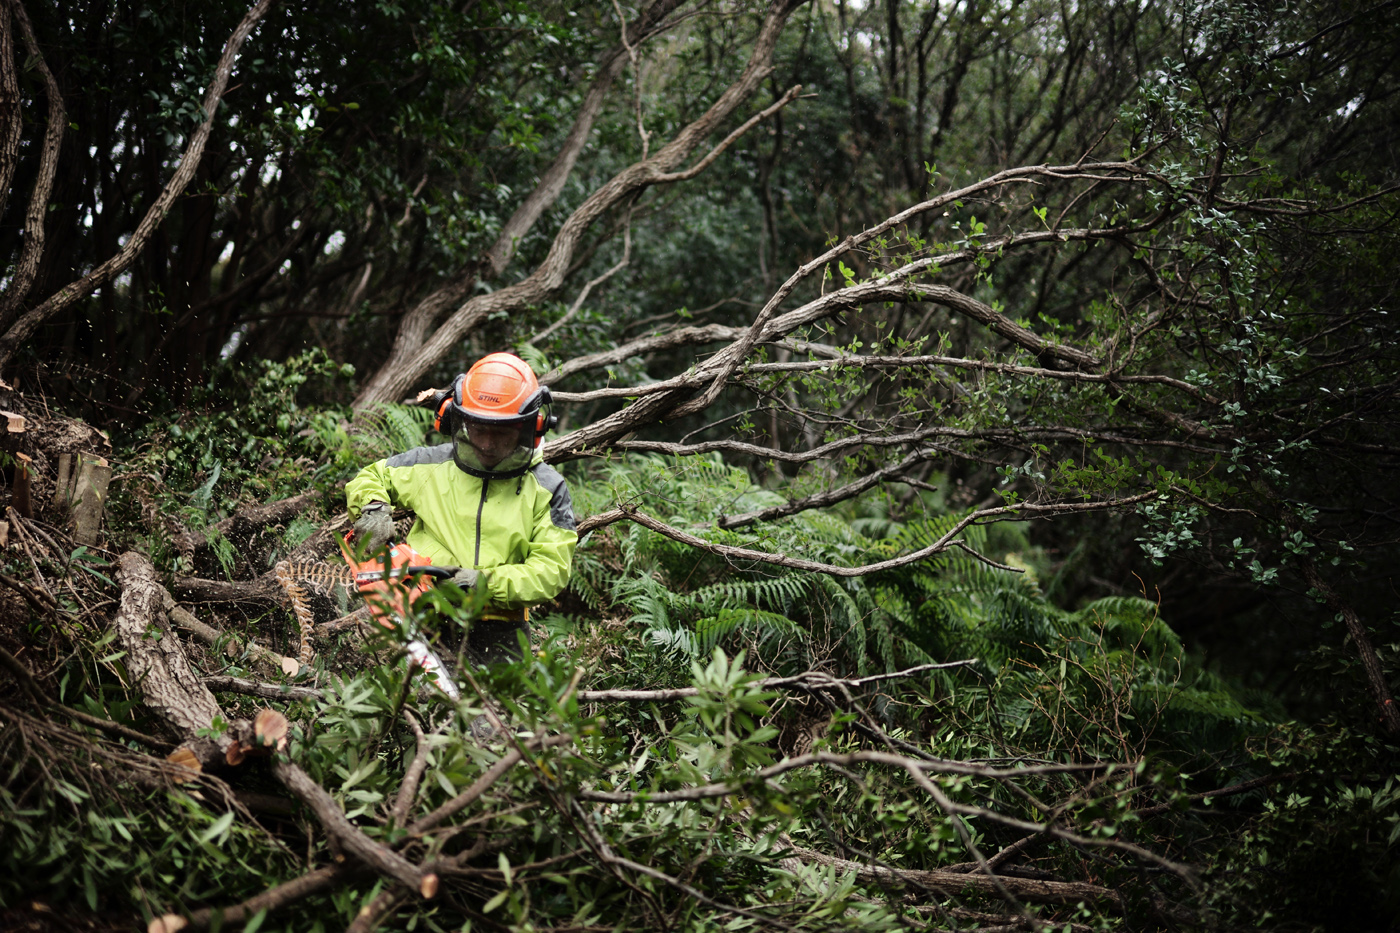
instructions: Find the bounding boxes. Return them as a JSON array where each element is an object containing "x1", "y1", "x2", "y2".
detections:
[{"x1": 4, "y1": 457, "x2": 1396, "y2": 931}]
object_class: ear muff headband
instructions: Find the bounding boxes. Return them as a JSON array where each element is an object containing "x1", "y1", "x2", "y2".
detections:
[{"x1": 437, "y1": 379, "x2": 555, "y2": 440}]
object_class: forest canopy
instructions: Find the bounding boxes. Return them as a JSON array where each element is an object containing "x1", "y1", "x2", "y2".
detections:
[{"x1": 0, "y1": 1, "x2": 1397, "y2": 931}]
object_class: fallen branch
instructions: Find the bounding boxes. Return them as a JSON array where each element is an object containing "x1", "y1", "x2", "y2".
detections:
[
  {"x1": 718, "y1": 448, "x2": 940, "y2": 528},
  {"x1": 576, "y1": 660, "x2": 977, "y2": 701},
  {"x1": 272, "y1": 758, "x2": 432, "y2": 894},
  {"x1": 202, "y1": 661, "x2": 978, "y2": 707},
  {"x1": 391, "y1": 710, "x2": 431, "y2": 827},
  {"x1": 164, "y1": 592, "x2": 292, "y2": 677},
  {"x1": 578, "y1": 495, "x2": 1156, "y2": 577},
  {"x1": 115, "y1": 552, "x2": 227, "y2": 768},
  {"x1": 205, "y1": 675, "x2": 322, "y2": 703},
  {"x1": 578, "y1": 749, "x2": 1126, "y2": 805},
  {"x1": 788, "y1": 845, "x2": 1121, "y2": 907},
  {"x1": 172, "y1": 864, "x2": 355, "y2": 932},
  {"x1": 406, "y1": 733, "x2": 574, "y2": 836}
]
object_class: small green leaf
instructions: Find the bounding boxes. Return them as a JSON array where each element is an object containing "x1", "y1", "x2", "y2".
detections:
[{"x1": 198, "y1": 810, "x2": 235, "y2": 843}]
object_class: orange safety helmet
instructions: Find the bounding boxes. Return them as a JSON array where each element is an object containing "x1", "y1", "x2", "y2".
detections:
[{"x1": 433, "y1": 353, "x2": 556, "y2": 478}]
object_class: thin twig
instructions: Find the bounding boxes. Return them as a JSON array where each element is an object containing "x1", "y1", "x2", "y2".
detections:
[{"x1": 405, "y1": 734, "x2": 573, "y2": 836}]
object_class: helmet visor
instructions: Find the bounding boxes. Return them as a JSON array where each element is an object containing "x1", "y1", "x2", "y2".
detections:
[{"x1": 451, "y1": 415, "x2": 536, "y2": 477}]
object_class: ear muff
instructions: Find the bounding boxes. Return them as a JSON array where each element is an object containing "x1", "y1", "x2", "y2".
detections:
[
  {"x1": 432, "y1": 374, "x2": 467, "y2": 434},
  {"x1": 534, "y1": 387, "x2": 557, "y2": 439}
]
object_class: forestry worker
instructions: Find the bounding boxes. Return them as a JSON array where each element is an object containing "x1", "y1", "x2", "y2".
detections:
[{"x1": 345, "y1": 352, "x2": 577, "y2": 668}]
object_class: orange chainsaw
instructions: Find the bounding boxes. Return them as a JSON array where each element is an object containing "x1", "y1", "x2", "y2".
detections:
[{"x1": 339, "y1": 532, "x2": 461, "y2": 700}]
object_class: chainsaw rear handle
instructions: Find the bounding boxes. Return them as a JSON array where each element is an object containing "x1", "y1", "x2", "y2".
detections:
[
  {"x1": 409, "y1": 565, "x2": 455, "y2": 580},
  {"x1": 353, "y1": 564, "x2": 456, "y2": 584}
]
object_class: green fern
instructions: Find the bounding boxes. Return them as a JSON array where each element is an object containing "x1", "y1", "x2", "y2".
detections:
[
  {"x1": 350, "y1": 402, "x2": 436, "y2": 461},
  {"x1": 562, "y1": 453, "x2": 1268, "y2": 765}
]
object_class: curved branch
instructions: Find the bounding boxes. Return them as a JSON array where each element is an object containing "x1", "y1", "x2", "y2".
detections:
[
  {"x1": 718, "y1": 447, "x2": 938, "y2": 528},
  {"x1": 0, "y1": 2, "x2": 21, "y2": 224},
  {"x1": 578, "y1": 493, "x2": 1156, "y2": 577},
  {"x1": 0, "y1": 0, "x2": 66, "y2": 324},
  {"x1": 0, "y1": 0, "x2": 275, "y2": 372},
  {"x1": 788, "y1": 845, "x2": 1122, "y2": 906},
  {"x1": 271, "y1": 758, "x2": 432, "y2": 894},
  {"x1": 352, "y1": 0, "x2": 809, "y2": 410}
]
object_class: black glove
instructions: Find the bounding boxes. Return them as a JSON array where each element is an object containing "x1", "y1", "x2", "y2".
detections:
[{"x1": 352, "y1": 501, "x2": 394, "y2": 555}]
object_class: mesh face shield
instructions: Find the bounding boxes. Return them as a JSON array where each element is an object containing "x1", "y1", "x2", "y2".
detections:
[{"x1": 450, "y1": 413, "x2": 538, "y2": 479}]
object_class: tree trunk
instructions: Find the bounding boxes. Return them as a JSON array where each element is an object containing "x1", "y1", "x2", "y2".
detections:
[
  {"x1": 113, "y1": 552, "x2": 227, "y2": 767},
  {"x1": 351, "y1": 0, "x2": 807, "y2": 411}
]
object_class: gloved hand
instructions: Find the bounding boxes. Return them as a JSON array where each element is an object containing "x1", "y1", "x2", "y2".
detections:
[
  {"x1": 448, "y1": 567, "x2": 482, "y2": 592},
  {"x1": 352, "y1": 501, "x2": 394, "y2": 555}
]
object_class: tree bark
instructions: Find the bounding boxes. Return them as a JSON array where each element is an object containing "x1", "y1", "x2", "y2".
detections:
[
  {"x1": 0, "y1": 1, "x2": 20, "y2": 222},
  {"x1": 114, "y1": 552, "x2": 226, "y2": 767},
  {"x1": 0, "y1": 0, "x2": 274, "y2": 371},
  {"x1": 0, "y1": 0, "x2": 66, "y2": 325},
  {"x1": 351, "y1": 0, "x2": 808, "y2": 411}
]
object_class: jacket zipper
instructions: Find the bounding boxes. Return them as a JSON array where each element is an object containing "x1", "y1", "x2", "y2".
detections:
[{"x1": 474, "y1": 478, "x2": 489, "y2": 567}]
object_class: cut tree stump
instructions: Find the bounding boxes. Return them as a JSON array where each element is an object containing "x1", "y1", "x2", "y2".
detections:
[
  {"x1": 11, "y1": 451, "x2": 32, "y2": 518},
  {"x1": 55, "y1": 451, "x2": 111, "y2": 544}
]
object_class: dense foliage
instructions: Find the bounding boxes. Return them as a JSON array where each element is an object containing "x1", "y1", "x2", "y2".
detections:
[{"x1": 2, "y1": 0, "x2": 1398, "y2": 931}]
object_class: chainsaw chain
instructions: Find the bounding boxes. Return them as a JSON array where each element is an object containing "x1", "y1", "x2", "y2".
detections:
[
  {"x1": 272, "y1": 515, "x2": 415, "y2": 667},
  {"x1": 274, "y1": 559, "x2": 354, "y2": 667}
]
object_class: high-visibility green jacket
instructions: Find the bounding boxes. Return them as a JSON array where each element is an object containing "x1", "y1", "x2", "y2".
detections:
[{"x1": 345, "y1": 446, "x2": 577, "y2": 609}]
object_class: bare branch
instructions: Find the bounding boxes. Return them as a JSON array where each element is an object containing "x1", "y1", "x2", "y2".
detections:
[
  {"x1": 577, "y1": 749, "x2": 1129, "y2": 804},
  {"x1": 0, "y1": 0, "x2": 66, "y2": 323},
  {"x1": 718, "y1": 448, "x2": 939, "y2": 528},
  {"x1": 486, "y1": 0, "x2": 689, "y2": 277},
  {"x1": 541, "y1": 323, "x2": 744, "y2": 387},
  {"x1": 0, "y1": 0, "x2": 276, "y2": 372},
  {"x1": 166, "y1": 593, "x2": 291, "y2": 679},
  {"x1": 205, "y1": 675, "x2": 322, "y2": 703},
  {"x1": 787, "y1": 845, "x2": 1122, "y2": 906},
  {"x1": 741, "y1": 353, "x2": 1220, "y2": 404},
  {"x1": 576, "y1": 660, "x2": 978, "y2": 701},
  {"x1": 405, "y1": 733, "x2": 573, "y2": 836},
  {"x1": 272, "y1": 758, "x2": 431, "y2": 894},
  {"x1": 390, "y1": 711, "x2": 431, "y2": 827},
  {"x1": 529, "y1": 200, "x2": 636, "y2": 347},
  {"x1": 177, "y1": 866, "x2": 356, "y2": 932},
  {"x1": 578, "y1": 495, "x2": 1156, "y2": 576},
  {"x1": 651, "y1": 84, "x2": 805, "y2": 183},
  {"x1": 352, "y1": 0, "x2": 810, "y2": 409}
]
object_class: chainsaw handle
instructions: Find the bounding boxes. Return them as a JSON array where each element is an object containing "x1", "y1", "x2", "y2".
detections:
[{"x1": 406, "y1": 565, "x2": 456, "y2": 581}]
